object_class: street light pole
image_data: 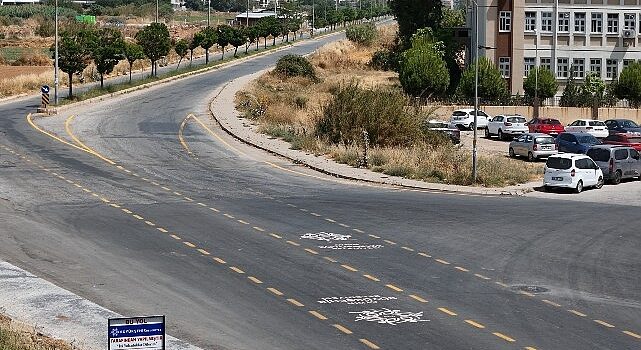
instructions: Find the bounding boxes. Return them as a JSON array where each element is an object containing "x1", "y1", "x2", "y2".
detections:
[
  {"x1": 312, "y1": 0, "x2": 315, "y2": 36},
  {"x1": 534, "y1": 30, "x2": 539, "y2": 119},
  {"x1": 54, "y1": 0, "x2": 59, "y2": 105},
  {"x1": 472, "y1": 0, "x2": 479, "y2": 183},
  {"x1": 246, "y1": 0, "x2": 249, "y2": 26},
  {"x1": 155, "y1": 0, "x2": 158, "y2": 22},
  {"x1": 208, "y1": 0, "x2": 211, "y2": 26}
]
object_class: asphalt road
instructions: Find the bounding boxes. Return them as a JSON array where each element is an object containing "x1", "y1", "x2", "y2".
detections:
[{"x1": 1, "y1": 29, "x2": 640, "y2": 350}]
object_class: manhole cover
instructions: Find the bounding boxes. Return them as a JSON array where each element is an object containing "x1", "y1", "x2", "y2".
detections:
[{"x1": 514, "y1": 285, "x2": 549, "y2": 294}]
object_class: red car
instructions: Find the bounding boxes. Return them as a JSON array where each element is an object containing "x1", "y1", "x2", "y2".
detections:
[
  {"x1": 602, "y1": 133, "x2": 641, "y2": 151},
  {"x1": 528, "y1": 118, "x2": 566, "y2": 136}
]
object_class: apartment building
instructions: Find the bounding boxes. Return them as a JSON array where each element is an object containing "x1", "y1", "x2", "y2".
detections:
[{"x1": 472, "y1": 0, "x2": 641, "y2": 95}]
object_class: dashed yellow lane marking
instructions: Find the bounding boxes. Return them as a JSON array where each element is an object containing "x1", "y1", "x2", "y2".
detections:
[
  {"x1": 229, "y1": 266, "x2": 245, "y2": 274},
  {"x1": 310, "y1": 212, "x2": 321, "y2": 217},
  {"x1": 223, "y1": 213, "x2": 235, "y2": 219},
  {"x1": 121, "y1": 209, "x2": 132, "y2": 214},
  {"x1": 383, "y1": 240, "x2": 397, "y2": 245},
  {"x1": 359, "y1": 339, "x2": 380, "y2": 350},
  {"x1": 157, "y1": 227, "x2": 168, "y2": 233},
  {"x1": 287, "y1": 204, "x2": 297, "y2": 208},
  {"x1": 623, "y1": 330, "x2": 641, "y2": 339},
  {"x1": 116, "y1": 165, "x2": 125, "y2": 171},
  {"x1": 184, "y1": 197, "x2": 194, "y2": 201},
  {"x1": 353, "y1": 229, "x2": 364, "y2": 233},
  {"x1": 269, "y1": 233, "x2": 282, "y2": 239},
  {"x1": 341, "y1": 264, "x2": 358, "y2": 272},
  {"x1": 109, "y1": 203, "x2": 120, "y2": 208},
  {"x1": 237, "y1": 220, "x2": 249, "y2": 225},
  {"x1": 131, "y1": 173, "x2": 140, "y2": 177},
  {"x1": 299, "y1": 208, "x2": 308, "y2": 212},
  {"x1": 123, "y1": 169, "x2": 132, "y2": 174},
  {"x1": 568, "y1": 310, "x2": 587, "y2": 317},
  {"x1": 323, "y1": 256, "x2": 337, "y2": 263},
  {"x1": 474, "y1": 273, "x2": 491, "y2": 280},
  {"x1": 333, "y1": 324, "x2": 353, "y2": 335},
  {"x1": 435, "y1": 259, "x2": 451, "y2": 265},
  {"x1": 286, "y1": 240, "x2": 301, "y2": 246},
  {"x1": 409, "y1": 295, "x2": 428, "y2": 303},
  {"x1": 173, "y1": 191, "x2": 182, "y2": 196},
  {"x1": 309, "y1": 311, "x2": 327, "y2": 320},
  {"x1": 197, "y1": 249, "x2": 210, "y2": 255},
  {"x1": 464, "y1": 320, "x2": 486, "y2": 329},
  {"x1": 363, "y1": 274, "x2": 380, "y2": 282},
  {"x1": 65, "y1": 179, "x2": 73, "y2": 184},
  {"x1": 197, "y1": 202, "x2": 206, "y2": 207},
  {"x1": 267, "y1": 287, "x2": 283, "y2": 296},
  {"x1": 385, "y1": 284, "x2": 403, "y2": 292},
  {"x1": 132, "y1": 214, "x2": 144, "y2": 220},
  {"x1": 161, "y1": 186, "x2": 171, "y2": 191},
  {"x1": 525, "y1": 347, "x2": 538, "y2": 350},
  {"x1": 325, "y1": 218, "x2": 336, "y2": 223},
  {"x1": 493, "y1": 332, "x2": 515, "y2": 342},
  {"x1": 287, "y1": 298, "x2": 304, "y2": 307},
  {"x1": 594, "y1": 320, "x2": 615, "y2": 328},
  {"x1": 141, "y1": 177, "x2": 150, "y2": 182},
  {"x1": 248, "y1": 276, "x2": 263, "y2": 284},
  {"x1": 150, "y1": 181, "x2": 160, "y2": 186},
  {"x1": 495, "y1": 282, "x2": 509, "y2": 288},
  {"x1": 82, "y1": 188, "x2": 91, "y2": 193},
  {"x1": 210, "y1": 207, "x2": 220, "y2": 212},
  {"x1": 91, "y1": 193, "x2": 100, "y2": 198},
  {"x1": 144, "y1": 221, "x2": 155, "y2": 226},
  {"x1": 74, "y1": 183, "x2": 82, "y2": 188},
  {"x1": 368, "y1": 234, "x2": 380, "y2": 239},
  {"x1": 542, "y1": 299, "x2": 561, "y2": 307},
  {"x1": 183, "y1": 242, "x2": 196, "y2": 248},
  {"x1": 401, "y1": 246, "x2": 414, "y2": 252},
  {"x1": 518, "y1": 291, "x2": 535, "y2": 297},
  {"x1": 170, "y1": 235, "x2": 181, "y2": 240},
  {"x1": 338, "y1": 223, "x2": 350, "y2": 228},
  {"x1": 213, "y1": 257, "x2": 226, "y2": 264},
  {"x1": 438, "y1": 307, "x2": 457, "y2": 316},
  {"x1": 304, "y1": 248, "x2": 319, "y2": 255},
  {"x1": 100, "y1": 197, "x2": 110, "y2": 203},
  {"x1": 455, "y1": 266, "x2": 469, "y2": 272},
  {"x1": 252, "y1": 226, "x2": 265, "y2": 232},
  {"x1": 418, "y1": 252, "x2": 432, "y2": 258}
]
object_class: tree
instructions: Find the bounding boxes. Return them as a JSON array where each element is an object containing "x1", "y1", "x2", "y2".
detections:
[
  {"x1": 51, "y1": 27, "x2": 95, "y2": 99},
  {"x1": 91, "y1": 27, "x2": 125, "y2": 89},
  {"x1": 189, "y1": 33, "x2": 202, "y2": 66},
  {"x1": 184, "y1": 0, "x2": 204, "y2": 11},
  {"x1": 228, "y1": 27, "x2": 246, "y2": 57},
  {"x1": 523, "y1": 67, "x2": 558, "y2": 100},
  {"x1": 246, "y1": 26, "x2": 259, "y2": 52},
  {"x1": 123, "y1": 41, "x2": 144, "y2": 83},
  {"x1": 560, "y1": 72, "x2": 580, "y2": 107},
  {"x1": 198, "y1": 26, "x2": 217, "y2": 64},
  {"x1": 256, "y1": 18, "x2": 272, "y2": 49},
  {"x1": 135, "y1": 22, "x2": 171, "y2": 77},
  {"x1": 399, "y1": 41, "x2": 449, "y2": 98},
  {"x1": 174, "y1": 38, "x2": 189, "y2": 69},
  {"x1": 389, "y1": 0, "x2": 443, "y2": 47},
  {"x1": 615, "y1": 62, "x2": 641, "y2": 108},
  {"x1": 216, "y1": 25, "x2": 234, "y2": 60},
  {"x1": 456, "y1": 57, "x2": 509, "y2": 102}
]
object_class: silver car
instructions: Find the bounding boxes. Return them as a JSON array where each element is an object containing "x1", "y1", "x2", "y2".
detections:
[
  {"x1": 586, "y1": 145, "x2": 641, "y2": 184},
  {"x1": 509, "y1": 133, "x2": 558, "y2": 161}
]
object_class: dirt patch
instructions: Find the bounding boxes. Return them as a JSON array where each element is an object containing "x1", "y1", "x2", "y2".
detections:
[
  {"x1": 0, "y1": 313, "x2": 73, "y2": 350},
  {"x1": 0, "y1": 66, "x2": 51, "y2": 81}
]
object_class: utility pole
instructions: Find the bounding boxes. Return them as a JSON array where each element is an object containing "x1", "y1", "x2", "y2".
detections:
[
  {"x1": 312, "y1": 0, "x2": 315, "y2": 36},
  {"x1": 534, "y1": 29, "x2": 539, "y2": 119},
  {"x1": 155, "y1": 0, "x2": 158, "y2": 22},
  {"x1": 54, "y1": 0, "x2": 59, "y2": 104},
  {"x1": 247, "y1": 0, "x2": 249, "y2": 26},
  {"x1": 208, "y1": 0, "x2": 211, "y2": 26},
  {"x1": 472, "y1": 0, "x2": 479, "y2": 183}
]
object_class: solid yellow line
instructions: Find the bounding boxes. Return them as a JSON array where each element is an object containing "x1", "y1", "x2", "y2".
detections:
[
  {"x1": 157, "y1": 227, "x2": 168, "y2": 233},
  {"x1": 229, "y1": 266, "x2": 245, "y2": 274},
  {"x1": 286, "y1": 240, "x2": 301, "y2": 246},
  {"x1": 435, "y1": 259, "x2": 451, "y2": 265},
  {"x1": 594, "y1": 320, "x2": 615, "y2": 328},
  {"x1": 197, "y1": 249, "x2": 210, "y2": 255},
  {"x1": 363, "y1": 274, "x2": 380, "y2": 282},
  {"x1": 267, "y1": 287, "x2": 283, "y2": 296},
  {"x1": 309, "y1": 311, "x2": 327, "y2": 320},
  {"x1": 305, "y1": 248, "x2": 319, "y2": 255},
  {"x1": 455, "y1": 266, "x2": 469, "y2": 272},
  {"x1": 183, "y1": 242, "x2": 196, "y2": 248},
  {"x1": 568, "y1": 309, "x2": 587, "y2": 317},
  {"x1": 269, "y1": 233, "x2": 282, "y2": 239},
  {"x1": 323, "y1": 256, "x2": 337, "y2": 263},
  {"x1": 623, "y1": 330, "x2": 641, "y2": 339},
  {"x1": 492, "y1": 332, "x2": 515, "y2": 342},
  {"x1": 178, "y1": 114, "x2": 194, "y2": 156},
  {"x1": 359, "y1": 339, "x2": 380, "y2": 349},
  {"x1": 60, "y1": 114, "x2": 116, "y2": 165},
  {"x1": 438, "y1": 307, "x2": 457, "y2": 316},
  {"x1": 248, "y1": 276, "x2": 262, "y2": 284},
  {"x1": 333, "y1": 324, "x2": 353, "y2": 335},
  {"x1": 542, "y1": 299, "x2": 561, "y2": 307},
  {"x1": 409, "y1": 294, "x2": 428, "y2": 303},
  {"x1": 341, "y1": 264, "x2": 358, "y2": 272},
  {"x1": 464, "y1": 320, "x2": 486, "y2": 329},
  {"x1": 385, "y1": 284, "x2": 403, "y2": 292},
  {"x1": 213, "y1": 257, "x2": 226, "y2": 264},
  {"x1": 287, "y1": 298, "x2": 304, "y2": 307}
]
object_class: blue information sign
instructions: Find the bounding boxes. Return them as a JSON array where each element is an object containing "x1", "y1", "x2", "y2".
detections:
[
  {"x1": 108, "y1": 315, "x2": 165, "y2": 350},
  {"x1": 41, "y1": 85, "x2": 50, "y2": 94}
]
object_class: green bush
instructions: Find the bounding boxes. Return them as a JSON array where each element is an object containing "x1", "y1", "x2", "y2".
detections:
[
  {"x1": 615, "y1": 62, "x2": 641, "y2": 108},
  {"x1": 0, "y1": 5, "x2": 77, "y2": 19},
  {"x1": 456, "y1": 57, "x2": 509, "y2": 102},
  {"x1": 370, "y1": 49, "x2": 398, "y2": 71},
  {"x1": 275, "y1": 54, "x2": 317, "y2": 80},
  {"x1": 317, "y1": 83, "x2": 422, "y2": 147},
  {"x1": 399, "y1": 45, "x2": 449, "y2": 97},
  {"x1": 345, "y1": 23, "x2": 377, "y2": 46},
  {"x1": 523, "y1": 67, "x2": 557, "y2": 99}
]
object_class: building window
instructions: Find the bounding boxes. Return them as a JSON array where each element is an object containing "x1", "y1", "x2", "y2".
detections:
[
  {"x1": 607, "y1": 13, "x2": 619, "y2": 34},
  {"x1": 525, "y1": 12, "x2": 536, "y2": 32},
  {"x1": 558, "y1": 12, "x2": 570, "y2": 32},
  {"x1": 590, "y1": 58, "x2": 602, "y2": 76},
  {"x1": 623, "y1": 59, "x2": 635, "y2": 69},
  {"x1": 574, "y1": 13, "x2": 586, "y2": 33},
  {"x1": 499, "y1": 11, "x2": 512, "y2": 32},
  {"x1": 591, "y1": 13, "x2": 603, "y2": 34},
  {"x1": 606, "y1": 59, "x2": 618, "y2": 79},
  {"x1": 557, "y1": 58, "x2": 569, "y2": 78},
  {"x1": 624, "y1": 13, "x2": 636, "y2": 31},
  {"x1": 540, "y1": 58, "x2": 552, "y2": 71},
  {"x1": 541, "y1": 12, "x2": 553, "y2": 32},
  {"x1": 573, "y1": 58, "x2": 585, "y2": 78},
  {"x1": 524, "y1": 57, "x2": 535, "y2": 77},
  {"x1": 499, "y1": 57, "x2": 511, "y2": 78}
]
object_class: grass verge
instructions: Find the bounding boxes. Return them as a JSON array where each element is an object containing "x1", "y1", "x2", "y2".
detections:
[{"x1": 0, "y1": 314, "x2": 73, "y2": 350}]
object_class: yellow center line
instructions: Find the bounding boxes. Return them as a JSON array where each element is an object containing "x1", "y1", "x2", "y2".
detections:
[
  {"x1": 157, "y1": 228, "x2": 168, "y2": 233},
  {"x1": 170, "y1": 235, "x2": 181, "y2": 240},
  {"x1": 100, "y1": 197, "x2": 111, "y2": 203},
  {"x1": 492, "y1": 332, "x2": 516, "y2": 342},
  {"x1": 325, "y1": 218, "x2": 336, "y2": 223},
  {"x1": 161, "y1": 186, "x2": 171, "y2": 191},
  {"x1": 338, "y1": 223, "x2": 350, "y2": 228},
  {"x1": 210, "y1": 207, "x2": 220, "y2": 212},
  {"x1": 213, "y1": 257, "x2": 226, "y2": 264},
  {"x1": 237, "y1": 220, "x2": 249, "y2": 225},
  {"x1": 464, "y1": 320, "x2": 486, "y2": 329},
  {"x1": 197, "y1": 249, "x2": 210, "y2": 255},
  {"x1": 368, "y1": 234, "x2": 381, "y2": 239},
  {"x1": 223, "y1": 213, "x2": 235, "y2": 219},
  {"x1": 91, "y1": 193, "x2": 100, "y2": 198},
  {"x1": 287, "y1": 299, "x2": 304, "y2": 307},
  {"x1": 184, "y1": 197, "x2": 194, "y2": 201},
  {"x1": 518, "y1": 291, "x2": 535, "y2": 297},
  {"x1": 229, "y1": 266, "x2": 245, "y2": 274},
  {"x1": 495, "y1": 281, "x2": 509, "y2": 288},
  {"x1": 74, "y1": 183, "x2": 82, "y2": 188},
  {"x1": 568, "y1": 310, "x2": 587, "y2": 317},
  {"x1": 183, "y1": 242, "x2": 196, "y2": 248},
  {"x1": 363, "y1": 274, "x2": 380, "y2": 282},
  {"x1": 474, "y1": 273, "x2": 491, "y2": 280},
  {"x1": 142, "y1": 177, "x2": 150, "y2": 182},
  {"x1": 310, "y1": 212, "x2": 321, "y2": 217},
  {"x1": 435, "y1": 259, "x2": 451, "y2": 265},
  {"x1": 594, "y1": 320, "x2": 615, "y2": 328},
  {"x1": 248, "y1": 276, "x2": 263, "y2": 284},
  {"x1": 150, "y1": 181, "x2": 160, "y2": 186},
  {"x1": 333, "y1": 324, "x2": 353, "y2": 335},
  {"x1": 525, "y1": 347, "x2": 538, "y2": 350},
  {"x1": 418, "y1": 252, "x2": 432, "y2": 258},
  {"x1": 401, "y1": 246, "x2": 415, "y2": 252},
  {"x1": 454, "y1": 266, "x2": 469, "y2": 272},
  {"x1": 173, "y1": 191, "x2": 182, "y2": 196},
  {"x1": 287, "y1": 204, "x2": 297, "y2": 208},
  {"x1": 385, "y1": 284, "x2": 403, "y2": 292},
  {"x1": 304, "y1": 248, "x2": 319, "y2": 255},
  {"x1": 65, "y1": 179, "x2": 73, "y2": 184},
  {"x1": 267, "y1": 287, "x2": 283, "y2": 296},
  {"x1": 269, "y1": 233, "x2": 282, "y2": 239},
  {"x1": 309, "y1": 311, "x2": 327, "y2": 320},
  {"x1": 542, "y1": 299, "x2": 561, "y2": 307},
  {"x1": 383, "y1": 240, "x2": 397, "y2": 245},
  {"x1": 286, "y1": 240, "x2": 301, "y2": 246},
  {"x1": 438, "y1": 307, "x2": 457, "y2": 316},
  {"x1": 197, "y1": 202, "x2": 207, "y2": 207},
  {"x1": 359, "y1": 339, "x2": 380, "y2": 350},
  {"x1": 353, "y1": 229, "x2": 364, "y2": 233},
  {"x1": 323, "y1": 256, "x2": 337, "y2": 263},
  {"x1": 409, "y1": 294, "x2": 428, "y2": 303},
  {"x1": 299, "y1": 208, "x2": 308, "y2": 212},
  {"x1": 341, "y1": 264, "x2": 358, "y2": 272},
  {"x1": 252, "y1": 226, "x2": 265, "y2": 232},
  {"x1": 132, "y1": 214, "x2": 144, "y2": 220},
  {"x1": 109, "y1": 203, "x2": 120, "y2": 208},
  {"x1": 121, "y1": 209, "x2": 132, "y2": 214},
  {"x1": 623, "y1": 330, "x2": 641, "y2": 339},
  {"x1": 144, "y1": 221, "x2": 156, "y2": 227}
]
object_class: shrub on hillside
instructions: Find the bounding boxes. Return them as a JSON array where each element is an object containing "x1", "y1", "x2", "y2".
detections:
[
  {"x1": 370, "y1": 49, "x2": 398, "y2": 71},
  {"x1": 275, "y1": 54, "x2": 317, "y2": 80},
  {"x1": 346, "y1": 23, "x2": 377, "y2": 46}
]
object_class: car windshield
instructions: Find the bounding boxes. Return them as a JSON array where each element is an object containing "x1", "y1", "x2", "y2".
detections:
[
  {"x1": 587, "y1": 148, "x2": 610, "y2": 162},
  {"x1": 542, "y1": 119, "x2": 561, "y2": 125},
  {"x1": 452, "y1": 111, "x2": 467, "y2": 117},
  {"x1": 578, "y1": 135, "x2": 600, "y2": 144},
  {"x1": 622, "y1": 120, "x2": 639, "y2": 128},
  {"x1": 507, "y1": 117, "x2": 526, "y2": 123},
  {"x1": 588, "y1": 121, "x2": 605, "y2": 126},
  {"x1": 546, "y1": 157, "x2": 572, "y2": 169},
  {"x1": 535, "y1": 137, "x2": 555, "y2": 144}
]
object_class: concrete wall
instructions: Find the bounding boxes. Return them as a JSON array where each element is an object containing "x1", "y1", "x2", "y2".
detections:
[{"x1": 431, "y1": 105, "x2": 641, "y2": 125}]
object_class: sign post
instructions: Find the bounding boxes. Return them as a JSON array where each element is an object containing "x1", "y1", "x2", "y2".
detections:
[
  {"x1": 108, "y1": 315, "x2": 165, "y2": 350},
  {"x1": 41, "y1": 85, "x2": 50, "y2": 109}
]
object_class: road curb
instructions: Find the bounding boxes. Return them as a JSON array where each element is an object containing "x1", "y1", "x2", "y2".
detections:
[{"x1": 208, "y1": 74, "x2": 535, "y2": 196}]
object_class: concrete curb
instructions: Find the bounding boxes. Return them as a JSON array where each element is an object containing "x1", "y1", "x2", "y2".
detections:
[
  {"x1": 208, "y1": 73, "x2": 536, "y2": 197},
  {"x1": 0, "y1": 261, "x2": 201, "y2": 350}
]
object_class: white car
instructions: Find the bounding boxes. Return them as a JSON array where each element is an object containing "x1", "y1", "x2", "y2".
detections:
[
  {"x1": 543, "y1": 153, "x2": 604, "y2": 193},
  {"x1": 565, "y1": 119, "x2": 609, "y2": 139},
  {"x1": 485, "y1": 114, "x2": 529, "y2": 140},
  {"x1": 449, "y1": 109, "x2": 489, "y2": 130}
]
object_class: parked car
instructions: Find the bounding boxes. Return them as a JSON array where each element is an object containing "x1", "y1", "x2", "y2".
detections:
[
  {"x1": 565, "y1": 119, "x2": 609, "y2": 139},
  {"x1": 602, "y1": 133, "x2": 641, "y2": 151},
  {"x1": 509, "y1": 133, "x2": 558, "y2": 161},
  {"x1": 449, "y1": 109, "x2": 489, "y2": 130},
  {"x1": 527, "y1": 118, "x2": 565, "y2": 136},
  {"x1": 485, "y1": 114, "x2": 528, "y2": 140},
  {"x1": 424, "y1": 120, "x2": 461, "y2": 144},
  {"x1": 587, "y1": 145, "x2": 641, "y2": 184},
  {"x1": 543, "y1": 153, "x2": 603, "y2": 193},
  {"x1": 556, "y1": 132, "x2": 601, "y2": 154},
  {"x1": 604, "y1": 119, "x2": 641, "y2": 135}
]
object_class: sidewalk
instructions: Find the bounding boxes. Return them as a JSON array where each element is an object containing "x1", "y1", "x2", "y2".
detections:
[{"x1": 209, "y1": 71, "x2": 539, "y2": 196}]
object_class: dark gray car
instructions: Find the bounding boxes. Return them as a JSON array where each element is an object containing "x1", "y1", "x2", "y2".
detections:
[{"x1": 586, "y1": 145, "x2": 641, "y2": 184}]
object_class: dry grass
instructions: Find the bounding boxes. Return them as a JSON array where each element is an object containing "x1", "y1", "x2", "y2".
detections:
[{"x1": 0, "y1": 314, "x2": 74, "y2": 350}]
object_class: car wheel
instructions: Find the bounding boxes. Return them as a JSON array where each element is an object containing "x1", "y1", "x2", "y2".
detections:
[
  {"x1": 575, "y1": 180, "x2": 583, "y2": 193},
  {"x1": 469, "y1": 122, "x2": 475, "y2": 130},
  {"x1": 543, "y1": 185, "x2": 552, "y2": 192},
  {"x1": 498, "y1": 130, "x2": 504, "y2": 140},
  {"x1": 596, "y1": 176, "x2": 604, "y2": 189},
  {"x1": 509, "y1": 148, "x2": 515, "y2": 158},
  {"x1": 612, "y1": 170, "x2": 622, "y2": 185},
  {"x1": 484, "y1": 127, "x2": 490, "y2": 138},
  {"x1": 527, "y1": 152, "x2": 535, "y2": 162}
]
